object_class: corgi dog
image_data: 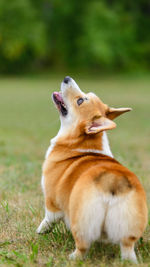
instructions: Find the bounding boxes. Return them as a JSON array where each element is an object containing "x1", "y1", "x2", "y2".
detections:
[{"x1": 37, "y1": 76, "x2": 147, "y2": 263}]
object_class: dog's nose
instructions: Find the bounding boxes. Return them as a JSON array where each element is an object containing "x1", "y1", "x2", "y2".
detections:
[{"x1": 63, "y1": 76, "x2": 71, "y2": 84}]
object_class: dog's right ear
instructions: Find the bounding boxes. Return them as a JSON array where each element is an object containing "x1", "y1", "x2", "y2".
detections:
[
  {"x1": 85, "y1": 116, "x2": 116, "y2": 135},
  {"x1": 106, "y1": 107, "x2": 132, "y2": 120}
]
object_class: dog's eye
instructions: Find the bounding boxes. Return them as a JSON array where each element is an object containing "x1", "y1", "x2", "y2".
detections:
[{"x1": 77, "y1": 98, "x2": 84, "y2": 106}]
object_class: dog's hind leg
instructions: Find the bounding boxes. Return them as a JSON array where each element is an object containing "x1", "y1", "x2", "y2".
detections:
[
  {"x1": 69, "y1": 191, "x2": 106, "y2": 259},
  {"x1": 69, "y1": 233, "x2": 90, "y2": 260},
  {"x1": 120, "y1": 237, "x2": 138, "y2": 263},
  {"x1": 36, "y1": 208, "x2": 63, "y2": 234}
]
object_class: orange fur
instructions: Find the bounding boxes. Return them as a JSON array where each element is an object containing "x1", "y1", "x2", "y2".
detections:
[{"x1": 37, "y1": 77, "x2": 147, "y2": 262}]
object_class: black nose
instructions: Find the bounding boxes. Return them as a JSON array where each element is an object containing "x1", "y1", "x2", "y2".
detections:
[{"x1": 64, "y1": 76, "x2": 71, "y2": 84}]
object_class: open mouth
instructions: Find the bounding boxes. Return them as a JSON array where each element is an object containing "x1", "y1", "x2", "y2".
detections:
[{"x1": 52, "y1": 92, "x2": 68, "y2": 116}]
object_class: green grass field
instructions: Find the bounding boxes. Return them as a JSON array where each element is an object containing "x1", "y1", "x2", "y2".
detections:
[{"x1": 0, "y1": 76, "x2": 150, "y2": 266}]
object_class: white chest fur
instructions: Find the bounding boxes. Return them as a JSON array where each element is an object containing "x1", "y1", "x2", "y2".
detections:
[
  {"x1": 41, "y1": 137, "x2": 57, "y2": 193},
  {"x1": 102, "y1": 131, "x2": 113, "y2": 157},
  {"x1": 45, "y1": 141, "x2": 55, "y2": 159}
]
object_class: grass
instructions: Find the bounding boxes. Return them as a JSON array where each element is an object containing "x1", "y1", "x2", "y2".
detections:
[{"x1": 0, "y1": 75, "x2": 150, "y2": 266}]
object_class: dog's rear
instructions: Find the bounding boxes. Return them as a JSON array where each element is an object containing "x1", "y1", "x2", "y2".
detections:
[
  {"x1": 37, "y1": 77, "x2": 147, "y2": 263},
  {"x1": 69, "y1": 161, "x2": 147, "y2": 262}
]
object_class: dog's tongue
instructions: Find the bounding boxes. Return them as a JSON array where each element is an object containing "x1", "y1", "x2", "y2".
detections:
[{"x1": 53, "y1": 92, "x2": 63, "y2": 103}]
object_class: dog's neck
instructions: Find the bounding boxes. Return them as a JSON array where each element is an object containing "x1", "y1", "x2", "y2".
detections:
[
  {"x1": 73, "y1": 131, "x2": 113, "y2": 158},
  {"x1": 46, "y1": 130, "x2": 113, "y2": 160}
]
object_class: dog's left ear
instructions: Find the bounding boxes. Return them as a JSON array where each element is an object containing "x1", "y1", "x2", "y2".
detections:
[
  {"x1": 85, "y1": 116, "x2": 116, "y2": 135},
  {"x1": 106, "y1": 107, "x2": 132, "y2": 120}
]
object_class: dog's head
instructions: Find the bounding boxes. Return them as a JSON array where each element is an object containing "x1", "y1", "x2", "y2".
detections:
[{"x1": 52, "y1": 77, "x2": 131, "y2": 136}]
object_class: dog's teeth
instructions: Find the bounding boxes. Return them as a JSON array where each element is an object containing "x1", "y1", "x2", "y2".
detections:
[{"x1": 62, "y1": 103, "x2": 66, "y2": 108}]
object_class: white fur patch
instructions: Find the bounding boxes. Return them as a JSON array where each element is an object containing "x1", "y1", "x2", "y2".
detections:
[
  {"x1": 104, "y1": 191, "x2": 138, "y2": 244},
  {"x1": 42, "y1": 136, "x2": 57, "y2": 195},
  {"x1": 71, "y1": 190, "x2": 137, "y2": 249},
  {"x1": 71, "y1": 192, "x2": 106, "y2": 245},
  {"x1": 37, "y1": 208, "x2": 63, "y2": 234},
  {"x1": 45, "y1": 136, "x2": 57, "y2": 159},
  {"x1": 45, "y1": 144, "x2": 54, "y2": 159},
  {"x1": 61, "y1": 78, "x2": 82, "y2": 94},
  {"x1": 64, "y1": 215, "x2": 70, "y2": 230},
  {"x1": 120, "y1": 243, "x2": 137, "y2": 263},
  {"x1": 102, "y1": 131, "x2": 113, "y2": 157},
  {"x1": 42, "y1": 126, "x2": 68, "y2": 193}
]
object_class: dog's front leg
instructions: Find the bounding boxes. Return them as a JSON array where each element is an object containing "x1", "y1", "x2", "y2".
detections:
[{"x1": 36, "y1": 208, "x2": 63, "y2": 234}]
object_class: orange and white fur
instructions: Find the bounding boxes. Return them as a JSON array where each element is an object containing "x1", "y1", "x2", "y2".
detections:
[{"x1": 37, "y1": 77, "x2": 147, "y2": 263}]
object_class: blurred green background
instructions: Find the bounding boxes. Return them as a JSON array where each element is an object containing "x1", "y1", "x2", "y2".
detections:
[{"x1": 0, "y1": 0, "x2": 150, "y2": 74}]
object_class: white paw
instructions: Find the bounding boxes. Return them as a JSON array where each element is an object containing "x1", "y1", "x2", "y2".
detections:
[
  {"x1": 36, "y1": 219, "x2": 51, "y2": 234},
  {"x1": 122, "y1": 253, "x2": 138, "y2": 264},
  {"x1": 69, "y1": 250, "x2": 84, "y2": 260},
  {"x1": 36, "y1": 225, "x2": 44, "y2": 234},
  {"x1": 69, "y1": 251, "x2": 78, "y2": 260},
  {"x1": 121, "y1": 244, "x2": 138, "y2": 264}
]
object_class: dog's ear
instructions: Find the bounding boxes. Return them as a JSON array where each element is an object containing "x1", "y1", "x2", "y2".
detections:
[
  {"x1": 106, "y1": 107, "x2": 132, "y2": 120},
  {"x1": 85, "y1": 116, "x2": 116, "y2": 135}
]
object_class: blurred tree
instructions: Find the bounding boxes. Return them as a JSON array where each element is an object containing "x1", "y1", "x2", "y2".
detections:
[
  {"x1": 78, "y1": 1, "x2": 137, "y2": 70},
  {"x1": 43, "y1": 0, "x2": 86, "y2": 68},
  {"x1": 0, "y1": 0, "x2": 47, "y2": 73},
  {"x1": 0, "y1": 0, "x2": 149, "y2": 73}
]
